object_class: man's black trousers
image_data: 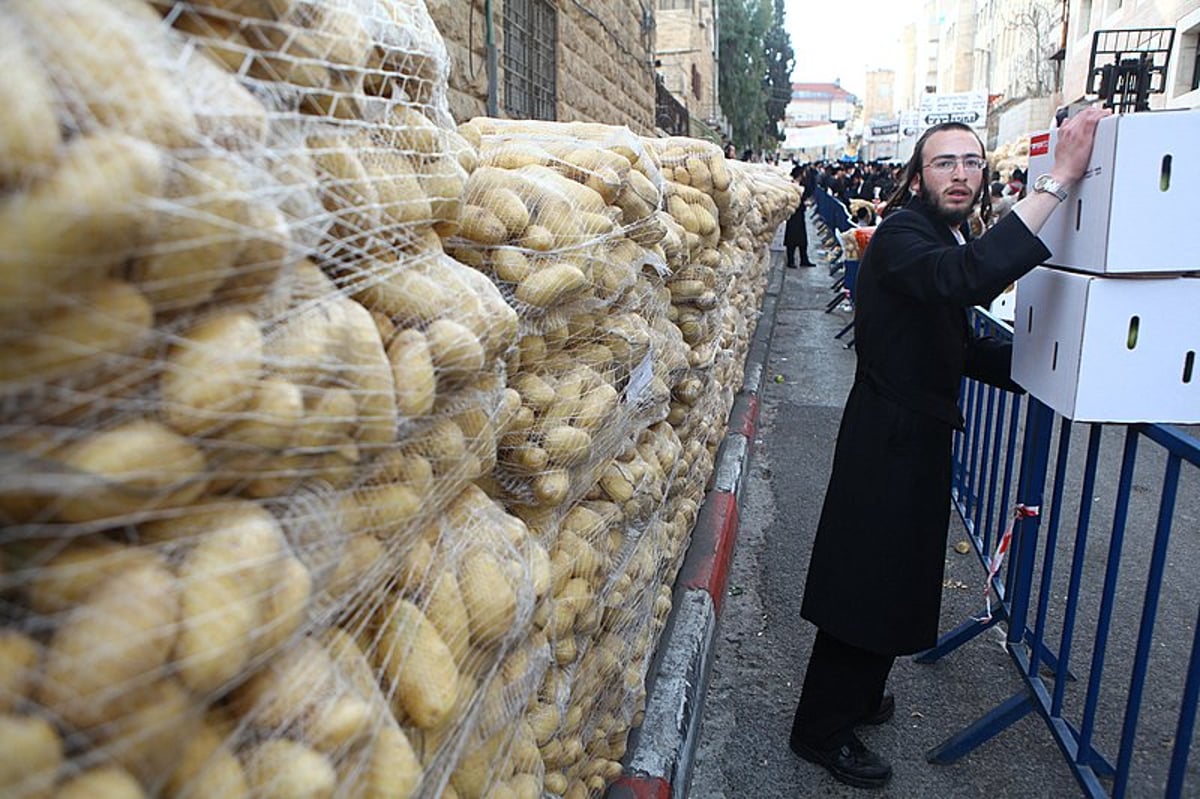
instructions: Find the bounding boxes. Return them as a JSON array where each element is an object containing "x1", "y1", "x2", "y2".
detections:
[{"x1": 790, "y1": 628, "x2": 895, "y2": 749}]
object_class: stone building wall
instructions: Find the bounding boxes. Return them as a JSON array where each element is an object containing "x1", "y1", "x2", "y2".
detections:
[{"x1": 428, "y1": 0, "x2": 655, "y2": 132}]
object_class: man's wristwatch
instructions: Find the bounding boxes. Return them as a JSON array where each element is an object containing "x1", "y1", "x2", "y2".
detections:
[{"x1": 1032, "y1": 173, "x2": 1069, "y2": 202}]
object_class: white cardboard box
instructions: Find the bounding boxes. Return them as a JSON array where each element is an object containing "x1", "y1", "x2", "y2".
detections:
[
  {"x1": 1012, "y1": 267, "x2": 1200, "y2": 424},
  {"x1": 1028, "y1": 110, "x2": 1200, "y2": 275},
  {"x1": 987, "y1": 285, "x2": 1016, "y2": 323}
]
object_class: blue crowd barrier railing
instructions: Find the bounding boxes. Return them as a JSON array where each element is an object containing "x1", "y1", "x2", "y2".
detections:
[
  {"x1": 813, "y1": 187, "x2": 852, "y2": 239},
  {"x1": 917, "y1": 306, "x2": 1200, "y2": 797}
]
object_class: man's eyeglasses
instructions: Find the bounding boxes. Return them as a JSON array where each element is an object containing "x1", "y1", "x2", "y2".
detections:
[{"x1": 924, "y1": 156, "x2": 987, "y2": 174}]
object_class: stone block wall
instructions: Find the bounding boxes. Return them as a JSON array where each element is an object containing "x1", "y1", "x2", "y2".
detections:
[{"x1": 429, "y1": 0, "x2": 655, "y2": 132}]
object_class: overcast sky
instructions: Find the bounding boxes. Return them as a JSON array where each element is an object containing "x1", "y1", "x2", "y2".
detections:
[{"x1": 784, "y1": 0, "x2": 920, "y2": 96}]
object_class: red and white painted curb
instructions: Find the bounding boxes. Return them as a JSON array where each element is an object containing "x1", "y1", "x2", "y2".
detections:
[{"x1": 608, "y1": 258, "x2": 784, "y2": 799}]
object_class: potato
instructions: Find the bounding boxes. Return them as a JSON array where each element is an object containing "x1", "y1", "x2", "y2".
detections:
[
  {"x1": 425, "y1": 319, "x2": 485, "y2": 385},
  {"x1": 325, "y1": 533, "x2": 385, "y2": 607},
  {"x1": 0, "y1": 714, "x2": 61, "y2": 799},
  {"x1": 163, "y1": 719, "x2": 248, "y2": 799},
  {"x1": 218, "y1": 377, "x2": 304, "y2": 450},
  {"x1": 458, "y1": 549, "x2": 518, "y2": 646},
  {"x1": 230, "y1": 638, "x2": 334, "y2": 729},
  {"x1": 449, "y1": 730, "x2": 509, "y2": 799},
  {"x1": 360, "y1": 147, "x2": 433, "y2": 229},
  {"x1": 256, "y1": 555, "x2": 312, "y2": 656},
  {"x1": 161, "y1": 312, "x2": 263, "y2": 436},
  {"x1": 423, "y1": 570, "x2": 472, "y2": 665},
  {"x1": 243, "y1": 740, "x2": 335, "y2": 799},
  {"x1": 175, "y1": 531, "x2": 263, "y2": 695},
  {"x1": 129, "y1": 155, "x2": 248, "y2": 310},
  {"x1": 514, "y1": 263, "x2": 588, "y2": 309},
  {"x1": 307, "y1": 136, "x2": 380, "y2": 246},
  {"x1": 542, "y1": 425, "x2": 592, "y2": 468},
  {"x1": 421, "y1": 158, "x2": 467, "y2": 229},
  {"x1": 172, "y1": 503, "x2": 291, "y2": 691},
  {"x1": 340, "y1": 299, "x2": 399, "y2": 446},
  {"x1": 0, "y1": 632, "x2": 38, "y2": 714},
  {"x1": 459, "y1": 205, "x2": 508, "y2": 245},
  {"x1": 25, "y1": 540, "x2": 161, "y2": 614},
  {"x1": 0, "y1": 131, "x2": 164, "y2": 321},
  {"x1": 96, "y1": 678, "x2": 198, "y2": 785},
  {"x1": 501, "y1": 444, "x2": 550, "y2": 475},
  {"x1": 56, "y1": 766, "x2": 145, "y2": 799},
  {"x1": 15, "y1": 0, "x2": 196, "y2": 147},
  {"x1": 385, "y1": 328, "x2": 437, "y2": 418},
  {"x1": 518, "y1": 224, "x2": 556, "y2": 251},
  {"x1": 532, "y1": 469, "x2": 570, "y2": 506},
  {"x1": 374, "y1": 598, "x2": 459, "y2": 729},
  {"x1": 0, "y1": 280, "x2": 153, "y2": 391},
  {"x1": 52, "y1": 419, "x2": 207, "y2": 523},
  {"x1": 340, "y1": 483, "x2": 422, "y2": 537},
  {"x1": 37, "y1": 559, "x2": 180, "y2": 729},
  {"x1": 294, "y1": 386, "x2": 358, "y2": 449},
  {"x1": 0, "y1": 14, "x2": 60, "y2": 188},
  {"x1": 336, "y1": 722, "x2": 422, "y2": 799},
  {"x1": 215, "y1": 201, "x2": 291, "y2": 305},
  {"x1": 485, "y1": 188, "x2": 531, "y2": 238}
]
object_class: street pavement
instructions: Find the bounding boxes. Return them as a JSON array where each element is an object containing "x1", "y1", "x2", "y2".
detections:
[{"x1": 687, "y1": 214, "x2": 1200, "y2": 798}]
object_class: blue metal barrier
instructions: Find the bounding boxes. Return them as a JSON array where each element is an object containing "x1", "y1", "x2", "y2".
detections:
[
  {"x1": 918, "y1": 306, "x2": 1200, "y2": 797},
  {"x1": 813, "y1": 188, "x2": 852, "y2": 235}
]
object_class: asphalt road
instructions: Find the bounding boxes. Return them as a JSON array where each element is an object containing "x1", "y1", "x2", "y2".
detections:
[{"x1": 688, "y1": 223, "x2": 1200, "y2": 798}]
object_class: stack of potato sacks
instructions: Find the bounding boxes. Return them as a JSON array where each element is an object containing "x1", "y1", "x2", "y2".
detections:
[
  {"x1": 443, "y1": 117, "x2": 696, "y2": 798},
  {"x1": 0, "y1": 0, "x2": 547, "y2": 797},
  {"x1": 719, "y1": 162, "x2": 801, "y2": 392},
  {"x1": 0, "y1": 1, "x2": 799, "y2": 797}
]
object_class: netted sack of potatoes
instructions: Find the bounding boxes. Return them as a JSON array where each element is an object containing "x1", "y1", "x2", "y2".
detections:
[
  {"x1": 517, "y1": 425, "x2": 695, "y2": 798},
  {"x1": 643, "y1": 136, "x2": 733, "y2": 234},
  {"x1": 460, "y1": 117, "x2": 666, "y2": 234},
  {"x1": 0, "y1": 0, "x2": 302, "y2": 333},
  {"x1": 447, "y1": 118, "x2": 669, "y2": 333},
  {"x1": 258, "y1": 480, "x2": 550, "y2": 799},
  {"x1": 160, "y1": 0, "x2": 453, "y2": 125},
  {"x1": 0, "y1": 486, "x2": 346, "y2": 798},
  {"x1": 161, "y1": 0, "x2": 479, "y2": 264}
]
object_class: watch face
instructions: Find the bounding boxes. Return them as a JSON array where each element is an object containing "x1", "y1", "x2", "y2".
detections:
[{"x1": 1035, "y1": 174, "x2": 1063, "y2": 198}]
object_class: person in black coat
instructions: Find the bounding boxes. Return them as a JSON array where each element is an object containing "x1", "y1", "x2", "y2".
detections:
[
  {"x1": 784, "y1": 164, "x2": 815, "y2": 268},
  {"x1": 787, "y1": 108, "x2": 1110, "y2": 790}
]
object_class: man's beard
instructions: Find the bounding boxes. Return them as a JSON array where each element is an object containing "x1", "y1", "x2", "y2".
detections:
[{"x1": 917, "y1": 182, "x2": 976, "y2": 226}]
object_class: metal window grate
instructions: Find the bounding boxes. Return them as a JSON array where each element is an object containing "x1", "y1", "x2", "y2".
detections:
[{"x1": 503, "y1": 0, "x2": 557, "y2": 120}]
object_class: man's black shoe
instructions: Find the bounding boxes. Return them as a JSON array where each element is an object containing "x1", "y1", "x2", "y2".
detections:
[
  {"x1": 786, "y1": 262, "x2": 798, "y2": 269},
  {"x1": 800, "y1": 261, "x2": 816, "y2": 267},
  {"x1": 789, "y1": 733, "x2": 892, "y2": 790},
  {"x1": 861, "y1": 692, "x2": 895, "y2": 726}
]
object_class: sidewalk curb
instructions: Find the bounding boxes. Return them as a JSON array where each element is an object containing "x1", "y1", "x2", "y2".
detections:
[{"x1": 610, "y1": 252, "x2": 783, "y2": 799}]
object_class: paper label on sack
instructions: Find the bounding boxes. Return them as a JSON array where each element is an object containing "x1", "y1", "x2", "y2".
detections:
[{"x1": 625, "y1": 352, "x2": 655, "y2": 406}]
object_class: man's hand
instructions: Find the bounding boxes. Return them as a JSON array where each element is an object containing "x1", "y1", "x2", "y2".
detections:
[{"x1": 1049, "y1": 105, "x2": 1112, "y2": 185}]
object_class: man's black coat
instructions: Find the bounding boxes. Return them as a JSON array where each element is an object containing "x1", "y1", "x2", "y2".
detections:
[{"x1": 800, "y1": 196, "x2": 1051, "y2": 655}]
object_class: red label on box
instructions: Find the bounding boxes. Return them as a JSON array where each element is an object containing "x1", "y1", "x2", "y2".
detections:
[{"x1": 1030, "y1": 133, "x2": 1050, "y2": 157}]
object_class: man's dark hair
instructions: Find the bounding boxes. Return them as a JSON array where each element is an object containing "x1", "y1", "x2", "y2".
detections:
[
  {"x1": 790, "y1": 164, "x2": 804, "y2": 180},
  {"x1": 882, "y1": 122, "x2": 991, "y2": 225}
]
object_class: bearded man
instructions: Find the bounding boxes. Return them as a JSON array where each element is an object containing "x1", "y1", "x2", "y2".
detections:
[{"x1": 788, "y1": 111, "x2": 1108, "y2": 790}]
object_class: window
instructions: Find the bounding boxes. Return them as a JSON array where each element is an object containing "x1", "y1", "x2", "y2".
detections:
[
  {"x1": 659, "y1": 0, "x2": 693, "y2": 9},
  {"x1": 1194, "y1": 43, "x2": 1200, "y2": 92},
  {"x1": 1078, "y1": 0, "x2": 1093, "y2": 36},
  {"x1": 504, "y1": 0, "x2": 557, "y2": 120},
  {"x1": 692, "y1": 64, "x2": 702, "y2": 101}
]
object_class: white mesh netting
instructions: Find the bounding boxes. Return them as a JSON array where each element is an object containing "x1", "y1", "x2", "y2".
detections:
[{"x1": 0, "y1": 2, "x2": 799, "y2": 797}]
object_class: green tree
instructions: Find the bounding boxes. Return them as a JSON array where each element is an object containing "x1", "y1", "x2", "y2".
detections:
[
  {"x1": 762, "y1": 0, "x2": 795, "y2": 145},
  {"x1": 718, "y1": 0, "x2": 771, "y2": 151}
]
